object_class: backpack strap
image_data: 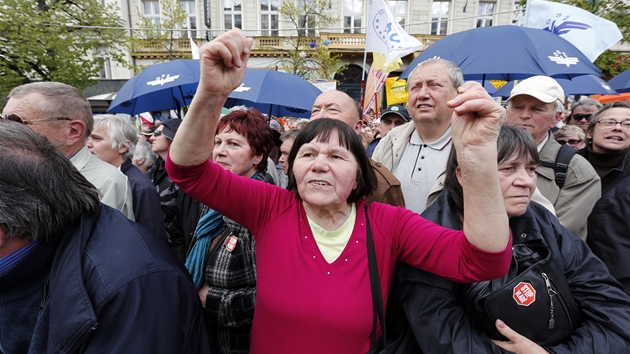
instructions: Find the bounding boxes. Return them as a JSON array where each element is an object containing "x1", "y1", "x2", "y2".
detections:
[{"x1": 540, "y1": 144, "x2": 577, "y2": 189}]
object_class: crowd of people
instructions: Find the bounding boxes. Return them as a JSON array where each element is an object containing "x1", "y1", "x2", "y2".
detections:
[{"x1": 2, "y1": 27, "x2": 630, "y2": 353}]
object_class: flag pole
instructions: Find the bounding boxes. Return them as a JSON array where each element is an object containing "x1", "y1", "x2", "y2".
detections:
[{"x1": 359, "y1": 49, "x2": 368, "y2": 118}]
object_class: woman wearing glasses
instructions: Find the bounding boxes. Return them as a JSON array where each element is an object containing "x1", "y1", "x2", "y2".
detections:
[
  {"x1": 581, "y1": 102, "x2": 630, "y2": 297},
  {"x1": 567, "y1": 99, "x2": 602, "y2": 132}
]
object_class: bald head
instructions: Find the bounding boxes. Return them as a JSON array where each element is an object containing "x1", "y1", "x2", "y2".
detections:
[{"x1": 310, "y1": 91, "x2": 363, "y2": 133}]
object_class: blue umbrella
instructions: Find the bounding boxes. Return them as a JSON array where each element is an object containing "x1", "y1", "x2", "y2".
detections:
[
  {"x1": 107, "y1": 59, "x2": 200, "y2": 116},
  {"x1": 493, "y1": 75, "x2": 617, "y2": 98},
  {"x1": 399, "y1": 25, "x2": 601, "y2": 82},
  {"x1": 225, "y1": 69, "x2": 322, "y2": 118},
  {"x1": 607, "y1": 69, "x2": 630, "y2": 93}
]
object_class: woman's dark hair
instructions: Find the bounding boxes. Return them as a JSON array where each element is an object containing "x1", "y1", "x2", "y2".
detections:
[
  {"x1": 287, "y1": 118, "x2": 377, "y2": 203},
  {"x1": 216, "y1": 108, "x2": 274, "y2": 171},
  {"x1": 443, "y1": 124, "x2": 540, "y2": 221}
]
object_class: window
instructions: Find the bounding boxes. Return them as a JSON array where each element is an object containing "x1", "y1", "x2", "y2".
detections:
[
  {"x1": 261, "y1": 0, "x2": 279, "y2": 36},
  {"x1": 224, "y1": 0, "x2": 242, "y2": 29},
  {"x1": 431, "y1": 1, "x2": 449, "y2": 35},
  {"x1": 99, "y1": 58, "x2": 111, "y2": 79},
  {"x1": 512, "y1": 4, "x2": 525, "y2": 26},
  {"x1": 298, "y1": 0, "x2": 317, "y2": 36},
  {"x1": 388, "y1": 0, "x2": 407, "y2": 26},
  {"x1": 180, "y1": 1, "x2": 197, "y2": 38},
  {"x1": 343, "y1": 0, "x2": 363, "y2": 33},
  {"x1": 477, "y1": 2, "x2": 494, "y2": 28},
  {"x1": 143, "y1": 1, "x2": 161, "y2": 26}
]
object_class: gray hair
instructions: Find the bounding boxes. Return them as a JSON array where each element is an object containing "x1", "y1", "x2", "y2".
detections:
[
  {"x1": 0, "y1": 121, "x2": 100, "y2": 241},
  {"x1": 406, "y1": 58, "x2": 464, "y2": 91},
  {"x1": 132, "y1": 141, "x2": 157, "y2": 172},
  {"x1": 93, "y1": 114, "x2": 139, "y2": 161},
  {"x1": 571, "y1": 99, "x2": 603, "y2": 116},
  {"x1": 280, "y1": 129, "x2": 300, "y2": 143},
  {"x1": 8, "y1": 82, "x2": 94, "y2": 139}
]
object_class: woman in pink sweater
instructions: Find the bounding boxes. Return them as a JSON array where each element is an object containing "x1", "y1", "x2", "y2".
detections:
[{"x1": 167, "y1": 29, "x2": 512, "y2": 354}]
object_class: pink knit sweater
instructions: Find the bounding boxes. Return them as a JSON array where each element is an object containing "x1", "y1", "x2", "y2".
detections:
[{"x1": 166, "y1": 157, "x2": 511, "y2": 353}]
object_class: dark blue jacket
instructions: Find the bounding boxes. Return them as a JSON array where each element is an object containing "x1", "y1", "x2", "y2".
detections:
[
  {"x1": 45, "y1": 205, "x2": 210, "y2": 353},
  {"x1": 586, "y1": 150, "x2": 630, "y2": 297},
  {"x1": 396, "y1": 191, "x2": 630, "y2": 354},
  {"x1": 121, "y1": 158, "x2": 168, "y2": 241}
]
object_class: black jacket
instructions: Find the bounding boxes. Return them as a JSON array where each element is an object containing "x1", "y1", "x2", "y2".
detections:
[
  {"x1": 395, "y1": 191, "x2": 630, "y2": 354},
  {"x1": 149, "y1": 157, "x2": 202, "y2": 263},
  {"x1": 45, "y1": 205, "x2": 210, "y2": 353},
  {"x1": 121, "y1": 158, "x2": 168, "y2": 241},
  {"x1": 586, "y1": 150, "x2": 630, "y2": 296}
]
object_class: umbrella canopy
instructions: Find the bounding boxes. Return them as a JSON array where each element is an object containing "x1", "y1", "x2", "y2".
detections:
[
  {"x1": 607, "y1": 69, "x2": 630, "y2": 93},
  {"x1": 399, "y1": 25, "x2": 601, "y2": 82},
  {"x1": 493, "y1": 75, "x2": 617, "y2": 98},
  {"x1": 592, "y1": 92, "x2": 630, "y2": 103},
  {"x1": 225, "y1": 69, "x2": 322, "y2": 118},
  {"x1": 107, "y1": 59, "x2": 200, "y2": 116}
]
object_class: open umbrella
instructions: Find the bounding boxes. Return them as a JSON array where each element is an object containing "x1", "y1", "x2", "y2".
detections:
[
  {"x1": 493, "y1": 75, "x2": 617, "y2": 98},
  {"x1": 399, "y1": 25, "x2": 601, "y2": 82},
  {"x1": 607, "y1": 69, "x2": 630, "y2": 93},
  {"x1": 224, "y1": 69, "x2": 322, "y2": 118},
  {"x1": 107, "y1": 59, "x2": 200, "y2": 116}
]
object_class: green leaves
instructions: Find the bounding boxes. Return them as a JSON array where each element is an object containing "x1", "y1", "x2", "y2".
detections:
[{"x1": 0, "y1": 0, "x2": 128, "y2": 98}]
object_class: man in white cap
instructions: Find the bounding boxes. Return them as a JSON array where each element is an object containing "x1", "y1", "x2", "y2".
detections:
[{"x1": 505, "y1": 75, "x2": 600, "y2": 240}]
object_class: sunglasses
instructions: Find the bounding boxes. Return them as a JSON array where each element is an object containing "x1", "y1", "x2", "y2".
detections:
[
  {"x1": 0, "y1": 113, "x2": 71, "y2": 125},
  {"x1": 557, "y1": 139, "x2": 583, "y2": 145},
  {"x1": 571, "y1": 113, "x2": 592, "y2": 121},
  {"x1": 152, "y1": 130, "x2": 163, "y2": 137}
]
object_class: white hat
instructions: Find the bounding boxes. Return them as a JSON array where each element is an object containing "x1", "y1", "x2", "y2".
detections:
[{"x1": 507, "y1": 76, "x2": 565, "y2": 104}]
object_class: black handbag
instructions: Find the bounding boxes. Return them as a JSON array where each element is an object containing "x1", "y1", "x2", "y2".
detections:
[
  {"x1": 463, "y1": 242, "x2": 582, "y2": 347},
  {"x1": 365, "y1": 207, "x2": 421, "y2": 354}
]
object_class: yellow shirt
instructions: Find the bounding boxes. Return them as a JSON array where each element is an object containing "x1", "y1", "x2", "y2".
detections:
[{"x1": 307, "y1": 204, "x2": 357, "y2": 263}]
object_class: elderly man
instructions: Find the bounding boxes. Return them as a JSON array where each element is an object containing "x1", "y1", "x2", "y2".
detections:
[
  {"x1": 88, "y1": 114, "x2": 167, "y2": 241},
  {"x1": 2, "y1": 82, "x2": 134, "y2": 220},
  {"x1": 311, "y1": 90, "x2": 405, "y2": 207},
  {"x1": 0, "y1": 120, "x2": 209, "y2": 353},
  {"x1": 373, "y1": 59, "x2": 459, "y2": 214},
  {"x1": 505, "y1": 76, "x2": 600, "y2": 240}
]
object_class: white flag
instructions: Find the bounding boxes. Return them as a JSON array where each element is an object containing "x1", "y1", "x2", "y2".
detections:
[
  {"x1": 366, "y1": 0, "x2": 424, "y2": 70},
  {"x1": 524, "y1": 0, "x2": 622, "y2": 62},
  {"x1": 190, "y1": 38, "x2": 200, "y2": 60}
]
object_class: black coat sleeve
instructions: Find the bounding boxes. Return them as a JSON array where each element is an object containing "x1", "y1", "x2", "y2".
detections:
[{"x1": 587, "y1": 191, "x2": 630, "y2": 296}]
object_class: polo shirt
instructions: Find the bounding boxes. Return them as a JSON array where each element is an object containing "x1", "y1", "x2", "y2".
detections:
[{"x1": 393, "y1": 127, "x2": 452, "y2": 214}]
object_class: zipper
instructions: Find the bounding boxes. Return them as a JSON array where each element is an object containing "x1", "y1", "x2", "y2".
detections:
[{"x1": 541, "y1": 272, "x2": 556, "y2": 329}]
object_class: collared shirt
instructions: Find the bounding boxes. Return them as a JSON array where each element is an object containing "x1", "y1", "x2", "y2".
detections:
[
  {"x1": 0, "y1": 240, "x2": 38, "y2": 276},
  {"x1": 537, "y1": 131, "x2": 550, "y2": 153},
  {"x1": 393, "y1": 127, "x2": 453, "y2": 214}
]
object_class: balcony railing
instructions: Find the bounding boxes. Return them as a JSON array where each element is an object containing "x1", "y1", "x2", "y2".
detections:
[{"x1": 132, "y1": 33, "x2": 443, "y2": 59}]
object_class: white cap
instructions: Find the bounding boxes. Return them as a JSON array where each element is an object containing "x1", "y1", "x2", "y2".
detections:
[{"x1": 507, "y1": 76, "x2": 565, "y2": 104}]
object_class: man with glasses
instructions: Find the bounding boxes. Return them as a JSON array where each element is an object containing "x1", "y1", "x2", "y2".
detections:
[
  {"x1": 506, "y1": 76, "x2": 600, "y2": 240},
  {"x1": 581, "y1": 102, "x2": 630, "y2": 296},
  {"x1": 568, "y1": 99, "x2": 603, "y2": 132},
  {"x1": 2, "y1": 82, "x2": 134, "y2": 220}
]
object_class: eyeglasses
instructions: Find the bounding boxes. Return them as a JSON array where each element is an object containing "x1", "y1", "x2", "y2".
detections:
[
  {"x1": 571, "y1": 113, "x2": 592, "y2": 121},
  {"x1": 152, "y1": 130, "x2": 163, "y2": 137},
  {"x1": 596, "y1": 119, "x2": 630, "y2": 129},
  {"x1": 557, "y1": 139, "x2": 583, "y2": 145},
  {"x1": 0, "y1": 113, "x2": 71, "y2": 125}
]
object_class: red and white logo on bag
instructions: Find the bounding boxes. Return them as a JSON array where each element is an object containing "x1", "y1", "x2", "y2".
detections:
[{"x1": 513, "y1": 282, "x2": 536, "y2": 306}]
